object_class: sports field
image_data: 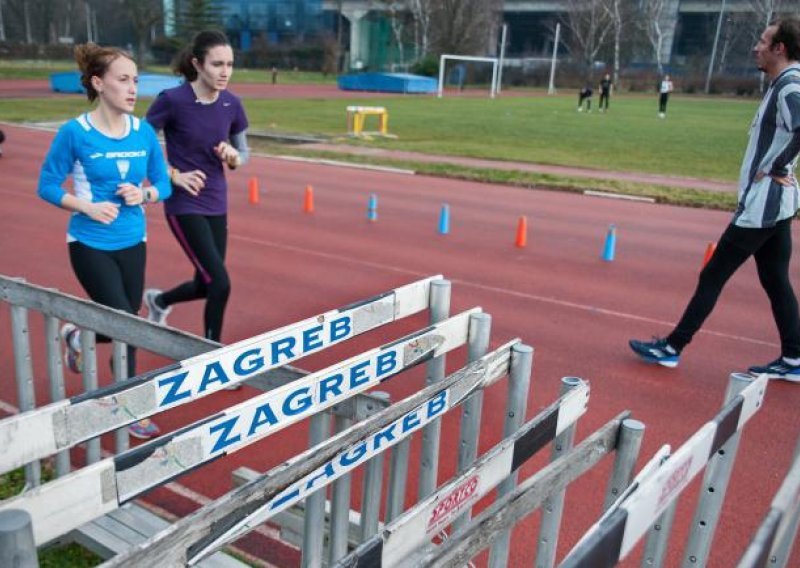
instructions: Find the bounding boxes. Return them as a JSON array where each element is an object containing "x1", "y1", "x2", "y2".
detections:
[{"x1": 0, "y1": 76, "x2": 797, "y2": 567}]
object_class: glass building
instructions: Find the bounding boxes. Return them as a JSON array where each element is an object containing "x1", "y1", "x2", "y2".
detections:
[{"x1": 215, "y1": 0, "x2": 329, "y2": 50}]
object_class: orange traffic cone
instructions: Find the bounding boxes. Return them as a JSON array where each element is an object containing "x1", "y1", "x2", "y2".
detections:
[
  {"x1": 515, "y1": 216, "x2": 528, "y2": 248},
  {"x1": 702, "y1": 241, "x2": 716, "y2": 268},
  {"x1": 303, "y1": 185, "x2": 314, "y2": 213},
  {"x1": 248, "y1": 177, "x2": 259, "y2": 204}
]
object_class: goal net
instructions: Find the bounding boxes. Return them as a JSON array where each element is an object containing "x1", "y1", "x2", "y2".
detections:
[{"x1": 437, "y1": 55, "x2": 499, "y2": 98}]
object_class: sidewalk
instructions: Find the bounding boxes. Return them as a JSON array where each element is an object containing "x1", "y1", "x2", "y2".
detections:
[{"x1": 299, "y1": 142, "x2": 735, "y2": 193}]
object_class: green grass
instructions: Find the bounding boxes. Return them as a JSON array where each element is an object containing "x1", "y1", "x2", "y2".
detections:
[
  {"x1": 0, "y1": 59, "x2": 336, "y2": 84},
  {"x1": 240, "y1": 93, "x2": 756, "y2": 182}
]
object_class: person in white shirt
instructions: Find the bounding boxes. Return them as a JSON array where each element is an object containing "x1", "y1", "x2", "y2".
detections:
[{"x1": 658, "y1": 75, "x2": 674, "y2": 118}]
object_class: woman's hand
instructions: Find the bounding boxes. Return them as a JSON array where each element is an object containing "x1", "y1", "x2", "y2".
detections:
[
  {"x1": 84, "y1": 201, "x2": 120, "y2": 224},
  {"x1": 116, "y1": 183, "x2": 146, "y2": 206},
  {"x1": 214, "y1": 141, "x2": 241, "y2": 169},
  {"x1": 172, "y1": 169, "x2": 207, "y2": 196},
  {"x1": 755, "y1": 171, "x2": 796, "y2": 187}
]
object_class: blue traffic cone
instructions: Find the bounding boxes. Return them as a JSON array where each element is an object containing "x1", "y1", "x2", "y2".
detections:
[
  {"x1": 367, "y1": 193, "x2": 378, "y2": 221},
  {"x1": 438, "y1": 204, "x2": 450, "y2": 235},
  {"x1": 602, "y1": 224, "x2": 616, "y2": 262}
]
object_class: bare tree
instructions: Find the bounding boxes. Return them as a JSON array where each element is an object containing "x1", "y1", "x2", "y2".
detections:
[
  {"x1": 562, "y1": 0, "x2": 613, "y2": 78},
  {"x1": 121, "y1": 0, "x2": 163, "y2": 67},
  {"x1": 430, "y1": 0, "x2": 499, "y2": 56},
  {"x1": 638, "y1": 0, "x2": 668, "y2": 75},
  {"x1": 0, "y1": 0, "x2": 6, "y2": 42},
  {"x1": 381, "y1": 0, "x2": 407, "y2": 68},
  {"x1": 408, "y1": 0, "x2": 433, "y2": 60},
  {"x1": 602, "y1": 0, "x2": 623, "y2": 86}
]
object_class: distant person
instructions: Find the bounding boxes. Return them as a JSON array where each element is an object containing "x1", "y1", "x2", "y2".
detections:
[
  {"x1": 599, "y1": 73, "x2": 613, "y2": 112},
  {"x1": 38, "y1": 43, "x2": 171, "y2": 439},
  {"x1": 0, "y1": 128, "x2": 5, "y2": 157},
  {"x1": 271, "y1": 66, "x2": 278, "y2": 85},
  {"x1": 577, "y1": 83, "x2": 593, "y2": 112},
  {"x1": 658, "y1": 74, "x2": 674, "y2": 118},
  {"x1": 629, "y1": 17, "x2": 800, "y2": 382},
  {"x1": 144, "y1": 30, "x2": 249, "y2": 361}
]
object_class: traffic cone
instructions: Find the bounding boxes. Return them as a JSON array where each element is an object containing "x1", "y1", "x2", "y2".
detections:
[
  {"x1": 248, "y1": 177, "x2": 259, "y2": 204},
  {"x1": 303, "y1": 185, "x2": 314, "y2": 213},
  {"x1": 702, "y1": 241, "x2": 716, "y2": 268},
  {"x1": 438, "y1": 204, "x2": 450, "y2": 235},
  {"x1": 367, "y1": 193, "x2": 378, "y2": 222},
  {"x1": 601, "y1": 224, "x2": 616, "y2": 262},
  {"x1": 514, "y1": 216, "x2": 528, "y2": 248}
]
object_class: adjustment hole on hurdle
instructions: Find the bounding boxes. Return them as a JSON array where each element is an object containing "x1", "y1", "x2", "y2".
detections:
[
  {"x1": 654, "y1": 523, "x2": 662, "y2": 531},
  {"x1": 707, "y1": 487, "x2": 715, "y2": 493},
  {"x1": 699, "y1": 521, "x2": 707, "y2": 527},
  {"x1": 718, "y1": 449, "x2": 726, "y2": 456}
]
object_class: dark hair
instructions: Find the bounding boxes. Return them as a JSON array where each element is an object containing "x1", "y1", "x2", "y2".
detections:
[
  {"x1": 74, "y1": 43, "x2": 134, "y2": 102},
  {"x1": 772, "y1": 17, "x2": 800, "y2": 62},
  {"x1": 173, "y1": 30, "x2": 231, "y2": 81}
]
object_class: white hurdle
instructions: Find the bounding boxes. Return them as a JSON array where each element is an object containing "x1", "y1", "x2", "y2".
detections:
[
  {"x1": 0, "y1": 275, "x2": 443, "y2": 477},
  {"x1": 559, "y1": 373, "x2": 768, "y2": 567}
]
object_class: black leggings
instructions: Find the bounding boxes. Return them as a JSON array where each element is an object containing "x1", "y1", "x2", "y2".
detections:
[
  {"x1": 667, "y1": 219, "x2": 800, "y2": 357},
  {"x1": 161, "y1": 214, "x2": 230, "y2": 342},
  {"x1": 599, "y1": 92, "x2": 609, "y2": 110},
  {"x1": 69, "y1": 241, "x2": 145, "y2": 377},
  {"x1": 659, "y1": 93, "x2": 669, "y2": 113}
]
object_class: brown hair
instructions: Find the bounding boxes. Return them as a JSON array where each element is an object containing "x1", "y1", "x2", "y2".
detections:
[
  {"x1": 173, "y1": 30, "x2": 230, "y2": 81},
  {"x1": 772, "y1": 17, "x2": 800, "y2": 62},
  {"x1": 74, "y1": 43, "x2": 134, "y2": 102}
]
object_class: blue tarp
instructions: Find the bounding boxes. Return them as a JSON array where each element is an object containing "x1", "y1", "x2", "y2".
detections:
[
  {"x1": 337, "y1": 72, "x2": 436, "y2": 94},
  {"x1": 50, "y1": 71, "x2": 182, "y2": 97}
]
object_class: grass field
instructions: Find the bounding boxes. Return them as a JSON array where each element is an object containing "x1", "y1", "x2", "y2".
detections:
[{"x1": 0, "y1": 90, "x2": 757, "y2": 182}]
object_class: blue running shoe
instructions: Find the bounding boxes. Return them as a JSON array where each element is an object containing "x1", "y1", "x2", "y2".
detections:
[
  {"x1": 629, "y1": 337, "x2": 680, "y2": 368},
  {"x1": 748, "y1": 358, "x2": 800, "y2": 382}
]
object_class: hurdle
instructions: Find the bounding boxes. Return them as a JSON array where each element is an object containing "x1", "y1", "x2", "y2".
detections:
[
  {"x1": 0, "y1": 274, "x2": 442, "y2": 478},
  {"x1": 346, "y1": 106, "x2": 389, "y2": 137},
  {"x1": 560, "y1": 373, "x2": 768, "y2": 567},
  {"x1": 738, "y1": 433, "x2": 800, "y2": 568},
  {"x1": 101, "y1": 339, "x2": 527, "y2": 566}
]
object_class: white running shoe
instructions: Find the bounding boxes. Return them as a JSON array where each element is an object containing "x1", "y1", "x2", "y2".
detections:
[{"x1": 144, "y1": 288, "x2": 171, "y2": 325}]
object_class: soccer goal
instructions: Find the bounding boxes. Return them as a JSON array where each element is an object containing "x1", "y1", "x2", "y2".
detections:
[{"x1": 438, "y1": 54, "x2": 499, "y2": 99}]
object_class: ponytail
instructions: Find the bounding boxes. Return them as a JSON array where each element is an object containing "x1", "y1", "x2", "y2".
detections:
[
  {"x1": 74, "y1": 43, "x2": 133, "y2": 102},
  {"x1": 172, "y1": 30, "x2": 230, "y2": 80}
]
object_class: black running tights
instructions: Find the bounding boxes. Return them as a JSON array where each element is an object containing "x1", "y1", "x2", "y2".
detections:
[
  {"x1": 69, "y1": 241, "x2": 145, "y2": 377},
  {"x1": 667, "y1": 219, "x2": 800, "y2": 358}
]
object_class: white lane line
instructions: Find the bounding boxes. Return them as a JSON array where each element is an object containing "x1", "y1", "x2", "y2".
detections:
[{"x1": 227, "y1": 232, "x2": 778, "y2": 349}]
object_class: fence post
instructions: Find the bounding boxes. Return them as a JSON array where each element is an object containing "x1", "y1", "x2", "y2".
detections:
[
  {"x1": 534, "y1": 376, "x2": 582, "y2": 568},
  {"x1": 43, "y1": 315, "x2": 70, "y2": 477},
  {"x1": 385, "y1": 437, "x2": 411, "y2": 522},
  {"x1": 604, "y1": 419, "x2": 646, "y2": 511},
  {"x1": 452, "y1": 312, "x2": 492, "y2": 532},
  {"x1": 754, "y1": 430, "x2": 800, "y2": 568},
  {"x1": 329, "y1": 414, "x2": 355, "y2": 564},
  {"x1": 418, "y1": 279, "x2": 451, "y2": 500},
  {"x1": 302, "y1": 412, "x2": 331, "y2": 568},
  {"x1": 360, "y1": 392, "x2": 389, "y2": 541},
  {"x1": 681, "y1": 372, "x2": 755, "y2": 567},
  {"x1": 641, "y1": 502, "x2": 679, "y2": 568},
  {"x1": 112, "y1": 340, "x2": 129, "y2": 454},
  {"x1": 0, "y1": 510, "x2": 38, "y2": 568},
  {"x1": 488, "y1": 343, "x2": 534, "y2": 568},
  {"x1": 80, "y1": 329, "x2": 100, "y2": 464},
  {"x1": 10, "y1": 305, "x2": 41, "y2": 487}
]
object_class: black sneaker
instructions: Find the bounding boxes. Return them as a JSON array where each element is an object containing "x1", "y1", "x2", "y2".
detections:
[
  {"x1": 629, "y1": 337, "x2": 680, "y2": 368},
  {"x1": 748, "y1": 358, "x2": 800, "y2": 382}
]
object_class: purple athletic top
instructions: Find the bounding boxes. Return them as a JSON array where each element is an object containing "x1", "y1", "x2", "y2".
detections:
[{"x1": 146, "y1": 82, "x2": 248, "y2": 216}]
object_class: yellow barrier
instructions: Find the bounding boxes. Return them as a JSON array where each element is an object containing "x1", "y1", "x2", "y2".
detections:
[{"x1": 346, "y1": 105, "x2": 389, "y2": 136}]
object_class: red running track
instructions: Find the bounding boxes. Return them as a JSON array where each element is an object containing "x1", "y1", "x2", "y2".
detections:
[{"x1": 0, "y1": 123, "x2": 798, "y2": 567}]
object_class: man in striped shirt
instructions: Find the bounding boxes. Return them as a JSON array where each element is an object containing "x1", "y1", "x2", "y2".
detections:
[{"x1": 630, "y1": 17, "x2": 800, "y2": 382}]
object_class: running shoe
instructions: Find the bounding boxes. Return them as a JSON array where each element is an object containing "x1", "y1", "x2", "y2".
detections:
[
  {"x1": 60, "y1": 323, "x2": 82, "y2": 373},
  {"x1": 748, "y1": 358, "x2": 800, "y2": 382},
  {"x1": 128, "y1": 420, "x2": 161, "y2": 439},
  {"x1": 628, "y1": 337, "x2": 680, "y2": 368},
  {"x1": 144, "y1": 288, "x2": 171, "y2": 325}
]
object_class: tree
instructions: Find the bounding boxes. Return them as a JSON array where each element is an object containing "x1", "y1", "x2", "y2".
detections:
[
  {"x1": 638, "y1": 0, "x2": 668, "y2": 75},
  {"x1": 562, "y1": 0, "x2": 613, "y2": 78},
  {"x1": 176, "y1": 0, "x2": 222, "y2": 40},
  {"x1": 121, "y1": 0, "x2": 163, "y2": 67},
  {"x1": 430, "y1": 0, "x2": 499, "y2": 56},
  {"x1": 408, "y1": 0, "x2": 433, "y2": 61},
  {"x1": 381, "y1": 0, "x2": 408, "y2": 67}
]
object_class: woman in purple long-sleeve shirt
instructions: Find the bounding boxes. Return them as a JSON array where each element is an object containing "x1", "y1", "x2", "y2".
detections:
[{"x1": 144, "y1": 30, "x2": 249, "y2": 349}]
